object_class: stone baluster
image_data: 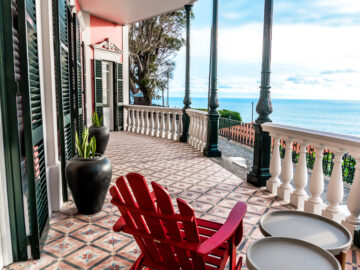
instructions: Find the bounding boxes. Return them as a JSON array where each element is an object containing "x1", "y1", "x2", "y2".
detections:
[
  {"x1": 145, "y1": 111, "x2": 150, "y2": 135},
  {"x1": 290, "y1": 141, "x2": 309, "y2": 209},
  {"x1": 150, "y1": 111, "x2": 155, "y2": 136},
  {"x1": 196, "y1": 116, "x2": 203, "y2": 150},
  {"x1": 127, "y1": 108, "x2": 132, "y2": 131},
  {"x1": 160, "y1": 112, "x2": 166, "y2": 139},
  {"x1": 172, "y1": 112, "x2": 178, "y2": 140},
  {"x1": 323, "y1": 149, "x2": 345, "y2": 222},
  {"x1": 266, "y1": 136, "x2": 281, "y2": 195},
  {"x1": 155, "y1": 111, "x2": 160, "y2": 137},
  {"x1": 191, "y1": 115, "x2": 197, "y2": 147},
  {"x1": 277, "y1": 138, "x2": 294, "y2": 202},
  {"x1": 136, "y1": 110, "x2": 141, "y2": 133},
  {"x1": 166, "y1": 112, "x2": 171, "y2": 139},
  {"x1": 123, "y1": 108, "x2": 128, "y2": 131},
  {"x1": 188, "y1": 112, "x2": 193, "y2": 145},
  {"x1": 343, "y1": 155, "x2": 360, "y2": 236},
  {"x1": 140, "y1": 110, "x2": 145, "y2": 134},
  {"x1": 132, "y1": 109, "x2": 137, "y2": 133},
  {"x1": 178, "y1": 112, "x2": 183, "y2": 137},
  {"x1": 201, "y1": 115, "x2": 207, "y2": 151},
  {"x1": 304, "y1": 145, "x2": 326, "y2": 214}
]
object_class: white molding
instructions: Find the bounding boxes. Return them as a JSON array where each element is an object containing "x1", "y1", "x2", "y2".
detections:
[
  {"x1": 39, "y1": 0, "x2": 62, "y2": 211},
  {"x1": 81, "y1": 12, "x2": 93, "y2": 126},
  {"x1": 93, "y1": 39, "x2": 123, "y2": 63},
  {"x1": 0, "y1": 91, "x2": 13, "y2": 267},
  {"x1": 77, "y1": 11, "x2": 86, "y2": 32},
  {"x1": 122, "y1": 26, "x2": 129, "y2": 106}
]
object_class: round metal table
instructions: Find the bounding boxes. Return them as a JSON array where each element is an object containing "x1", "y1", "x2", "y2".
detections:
[
  {"x1": 246, "y1": 237, "x2": 341, "y2": 270},
  {"x1": 259, "y1": 210, "x2": 352, "y2": 269}
]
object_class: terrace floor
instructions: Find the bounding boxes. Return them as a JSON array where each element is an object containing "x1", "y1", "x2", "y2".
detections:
[{"x1": 6, "y1": 131, "x2": 360, "y2": 269}]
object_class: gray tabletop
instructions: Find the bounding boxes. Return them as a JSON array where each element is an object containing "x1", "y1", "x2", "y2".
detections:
[
  {"x1": 246, "y1": 237, "x2": 341, "y2": 270},
  {"x1": 259, "y1": 210, "x2": 352, "y2": 255}
]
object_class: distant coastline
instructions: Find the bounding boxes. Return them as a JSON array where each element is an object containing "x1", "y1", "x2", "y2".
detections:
[{"x1": 154, "y1": 97, "x2": 360, "y2": 136}]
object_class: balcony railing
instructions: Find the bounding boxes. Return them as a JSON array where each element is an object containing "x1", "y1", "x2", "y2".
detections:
[
  {"x1": 262, "y1": 122, "x2": 360, "y2": 235},
  {"x1": 219, "y1": 118, "x2": 255, "y2": 147},
  {"x1": 123, "y1": 105, "x2": 207, "y2": 151}
]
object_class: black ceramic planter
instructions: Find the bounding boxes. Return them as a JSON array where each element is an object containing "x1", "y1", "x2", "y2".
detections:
[
  {"x1": 89, "y1": 125, "x2": 110, "y2": 154},
  {"x1": 65, "y1": 155, "x2": 112, "y2": 215}
]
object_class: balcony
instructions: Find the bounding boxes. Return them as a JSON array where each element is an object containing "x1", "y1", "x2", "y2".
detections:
[{"x1": 5, "y1": 120, "x2": 360, "y2": 269}]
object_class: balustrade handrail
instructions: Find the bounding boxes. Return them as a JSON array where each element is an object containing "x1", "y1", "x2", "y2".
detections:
[
  {"x1": 262, "y1": 123, "x2": 360, "y2": 156},
  {"x1": 125, "y1": 104, "x2": 182, "y2": 113},
  {"x1": 186, "y1": 109, "x2": 208, "y2": 115}
]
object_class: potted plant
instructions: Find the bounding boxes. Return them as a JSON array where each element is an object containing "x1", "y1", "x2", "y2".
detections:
[
  {"x1": 65, "y1": 128, "x2": 112, "y2": 215},
  {"x1": 89, "y1": 112, "x2": 110, "y2": 154}
]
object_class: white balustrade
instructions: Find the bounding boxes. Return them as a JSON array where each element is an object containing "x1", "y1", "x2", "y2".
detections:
[
  {"x1": 266, "y1": 136, "x2": 282, "y2": 194},
  {"x1": 186, "y1": 109, "x2": 208, "y2": 152},
  {"x1": 278, "y1": 137, "x2": 294, "y2": 202},
  {"x1": 124, "y1": 105, "x2": 183, "y2": 142},
  {"x1": 304, "y1": 145, "x2": 326, "y2": 214},
  {"x1": 262, "y1": 122, "x2": 360, "y2": 236}
]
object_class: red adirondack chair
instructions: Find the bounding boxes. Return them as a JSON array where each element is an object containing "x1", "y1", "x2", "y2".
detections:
[{"x1": 110, "y1": 173, "x2": 247, "y2": 270}]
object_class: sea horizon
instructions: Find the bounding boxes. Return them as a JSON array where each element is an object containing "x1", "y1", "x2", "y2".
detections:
[{"x1": 154, "y1": 97, "x2": 360, "y2": 136}]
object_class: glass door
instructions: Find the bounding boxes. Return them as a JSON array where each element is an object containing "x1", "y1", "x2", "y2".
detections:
[{"x1": 102, "y1": 61, "x2": 114, "y2": 130}]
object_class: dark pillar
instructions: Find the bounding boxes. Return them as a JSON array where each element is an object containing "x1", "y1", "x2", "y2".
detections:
[
  {"x1": 203, "y1": 0, "x2": 221, "y2": 157},
  {"x1": 247, "y1": 0, "x2": 274, "y2": 187},
  {"x1": 180, "y1": 5, "x2": 192, "y2": 142}
]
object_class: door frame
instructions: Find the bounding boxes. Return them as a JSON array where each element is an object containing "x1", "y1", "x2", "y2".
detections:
[
  {"x1": 92, "y1": 39, "x2": 123, "y2": 129},
  {"x1": 101, "y1": 61, "x2": 115, "y2": 130}
]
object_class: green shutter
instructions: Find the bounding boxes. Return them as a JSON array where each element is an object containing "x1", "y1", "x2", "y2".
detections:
[
  {"x1": 94, "y1": 59, "x2": 103, "y2": 118},
  {"x1": 53, "y1": 0, "x2": 73, "y2": 201},
  {"x1": 74, "y1": 18, "x2": 84, "y2": 137},
  {"x1": 0, "y1": 0, "x2": 28, "y2": 261},
  {"x1": 18, "y1": 0, "x2": 49, "y2": 259},
  {"x1": 114, "y1": 63, "x2": 124, "y2": 130}
]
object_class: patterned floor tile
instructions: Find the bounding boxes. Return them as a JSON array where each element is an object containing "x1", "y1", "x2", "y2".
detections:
[{"x1": 5, "y1": 131, "x2": 360, "y2": 270}]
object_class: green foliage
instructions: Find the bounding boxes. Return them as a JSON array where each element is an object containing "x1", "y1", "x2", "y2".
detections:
[
  {"x1": 92, "y1": 112, "x2": 103, "y2": 127},
  {"x1": 218, "y1": 109, "x2": 242, "y2": 122},
  {"x1": 194, "y1": 108, "x2": 242, "y2": 122},
  {"x1": 75, "y1": 128, "x2": 97, "y2": 159},
  {"x1": 129, "y1": 11, "x2": 189, "y2": 104}
]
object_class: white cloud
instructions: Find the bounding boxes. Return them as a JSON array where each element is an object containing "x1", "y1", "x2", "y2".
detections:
[{"x1": 170, "y1": 22, "x2": 360, "y2": 100}]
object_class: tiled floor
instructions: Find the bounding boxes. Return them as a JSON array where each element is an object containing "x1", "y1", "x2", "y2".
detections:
[{"x1": 6, "y1": 131, "x2": 360, "y2": 269}]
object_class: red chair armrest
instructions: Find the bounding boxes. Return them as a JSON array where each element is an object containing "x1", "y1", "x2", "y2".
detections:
[
  {"x1": 196, "y1": 202, "x2": 247, "y2": 256},
  {"x1": 113, "y1": 216, "x2": 126, "y2": 232}
]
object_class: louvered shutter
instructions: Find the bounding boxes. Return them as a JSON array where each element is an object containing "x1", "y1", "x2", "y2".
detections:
[
  {"x1": 74, "y1": 17, "x2": 84, "y2": 136},
  {"x1": 53, "y1": 0, "x2": 73, "y2": 201},
  {"x1": 94, "y1": 59, "x2": 103, "y2": 118},
  {"x1": 114, "y1": 63, "x2": 124, "y2": 130},
  {"x1": 18, "y1": 0, "x2": 49, "y2": 259}
]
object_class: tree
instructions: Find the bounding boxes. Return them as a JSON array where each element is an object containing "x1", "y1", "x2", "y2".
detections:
[{"x1": 129, "y1": 11, "x2": 187, "y2": 105}]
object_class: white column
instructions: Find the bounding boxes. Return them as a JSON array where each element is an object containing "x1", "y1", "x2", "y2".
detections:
[
  {"x1": 343, "y1": 155, "x2": 360, "y2": 236},
  {"x1": 172, "y1": 112, "x2": 178, "y2": 140},
  {"x1": 323, "y1": 149, "x2": 345, "y2": 222},
  {"x1": 290, "y1": 142, "x2": 309, "y2": 209},
  {"x1": 277, "y1": 138, "x2": 294, "y2": 202},
  {"x1": 155, "y1": 111, "x2": 160, "y2": 137},
  {"x1": 150, "y1": 111, "x2": 155, "y2": 136},
  {"x1": 131, "y1": 109, "x2": 136, "y2": 133},
  {"x1": 267, "y1": 136, "x2": 282, "y2": 195},
  {"x1": 304, "y1": 145, "x2": 326, "y2": 214},
  {"x1": 123, "y1": 107, "x2": 128, "y2": 131},
  {"x1": 166, "y1": 112, "x2": 171, "y2": 139}
]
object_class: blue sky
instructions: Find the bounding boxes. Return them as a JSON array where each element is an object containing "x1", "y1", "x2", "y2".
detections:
[{"x1": 169, "y1": 0, "x2": 360, "y2": 100}]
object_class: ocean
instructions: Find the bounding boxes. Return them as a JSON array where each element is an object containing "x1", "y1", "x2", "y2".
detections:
[{"x1": 161, "y1": 97, "x2": 360, "y2": 137}]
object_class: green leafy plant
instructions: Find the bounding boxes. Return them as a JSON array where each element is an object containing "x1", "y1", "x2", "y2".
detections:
[
  {"x1": 75, "y1": 128, "x2": 97, "y2": 158},
  {"x1": 92, "y1": 112, "x2": 103, "y2": 127}
]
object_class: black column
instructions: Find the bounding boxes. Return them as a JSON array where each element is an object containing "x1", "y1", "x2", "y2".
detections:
[{"x1": 247, "y1": 0, "x2": 274, "y2": 187}]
